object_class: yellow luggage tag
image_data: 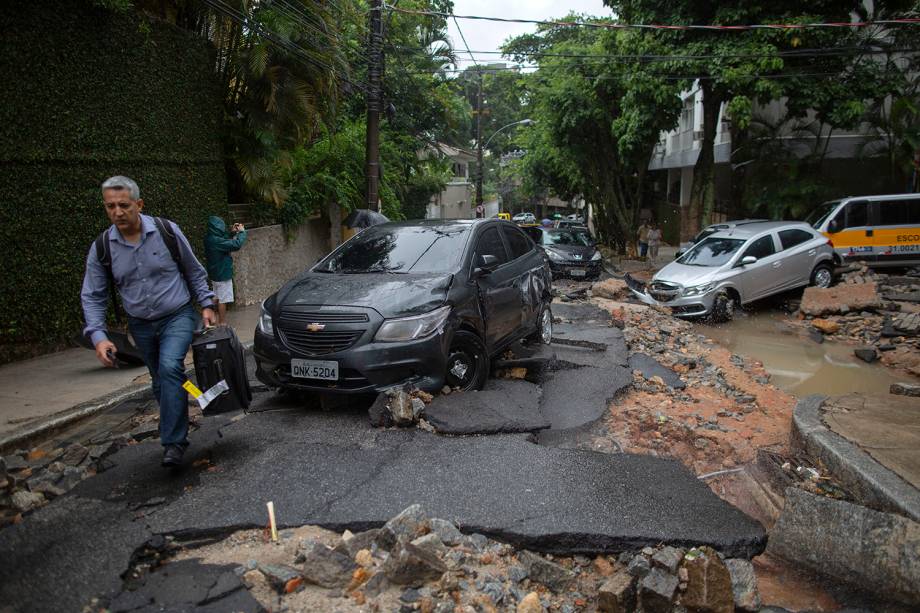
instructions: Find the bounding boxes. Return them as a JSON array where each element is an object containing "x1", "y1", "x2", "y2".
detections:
[{"x1": 183, "y1": 380, "x2": 203, "y2": 398}]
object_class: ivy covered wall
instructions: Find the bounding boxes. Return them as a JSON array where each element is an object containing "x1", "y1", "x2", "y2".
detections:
[{"x1": 0, "y1": 1, "x2": 227, "y2": 362}]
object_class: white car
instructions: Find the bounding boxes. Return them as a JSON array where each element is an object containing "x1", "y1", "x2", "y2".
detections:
[
  {"x1": 512, "y1": 212, "x2": 537, "y2": 225},
  {"x1": 629, "y1": 221, "x2": 836, "y2": 321}
]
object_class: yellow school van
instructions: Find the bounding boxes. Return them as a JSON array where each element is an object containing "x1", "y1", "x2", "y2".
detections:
[{"x1": 806, "y1": 194, "x2": 920, "y2": 267}]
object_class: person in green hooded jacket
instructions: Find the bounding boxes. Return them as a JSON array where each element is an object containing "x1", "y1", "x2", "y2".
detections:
[{"x1": 204, "y1": 216, "x2": 248, "y2": 325}]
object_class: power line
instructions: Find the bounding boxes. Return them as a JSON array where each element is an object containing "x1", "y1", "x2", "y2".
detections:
[{"x1": 386, "y1": 3, "x2": 920, "y2": 32}]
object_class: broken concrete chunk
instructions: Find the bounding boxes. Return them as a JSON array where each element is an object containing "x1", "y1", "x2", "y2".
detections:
[
  {"x1": 10, "y1": 490, "x2": 44, "y2": 512},
  {"x1": 890, "y1": 382, "x2": 920, "y2": 397},
  {"x1": 597, "y1": 569, "x2": 636, "y2": 613},
  {"x1": 638, "y1": 567, "x2": 678, "y2": 613},
  {"x1": 680, "y1": 546, "x2": 734, "y2": 613},
  {"x1": 811, "y1": 318, "x2": 840, "y2": 334},
  {"x1": 854, "y1": 347, "x2": 879, "y2": 363},
  {"x1": 518, "y1": 550, "x2": 575, "y2": 593},
  {"x1": 131, "y1": 422, "x2": 160, "y2": 442},
  {"x1": 389, "y1": 389, "x2": 417, "y2": 426},
  {"x1": 429, "y1": 517, "x2": 464, "y2": 546},
  {"x1": 256, "y1": 563, "x2": 301, "y2": 593},
  {"x1": 411, "y1": 532, "x2": 447, "y2": 557},
  {"x1": 516, "y1": 591, "x2": 543, "y2": 613},
  {"x1": 800, "y1": 283, "x2": 882, "y2": 316},
  {"x1": 382, "y1": 541, "x2": 448, "y2": 586},
  {"x1": 626, "y1": 554, "x2": 651, "y2": 578},
  {"x1": 591, "y1": 278, "x2": 628, "y2": 301},
  {"x1": 724, "y1": 558, "x2": 761, "y2": 611},
  {"x1": 368, "y1": 393, "x2": 394, "y2": 428},
  {"x1": 651, "y1": 546, "x2": 684, "y2": 574},
  {"x1": 375, "y1": 504, "x2": 430, "y2": 552},
  {"x1": 333, "y1": 528, "x2": 379, "y2": 559},
  {"x1": 362, "y1": 571, "x2": 390, "y2": 597},
  {"x1": 298, "y1": 540, "x2": 356, "y2": 588}
]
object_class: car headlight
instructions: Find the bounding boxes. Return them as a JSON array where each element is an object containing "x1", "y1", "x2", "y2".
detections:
[
  {"x1": 258, "y1": 303, "x2": 274, "y2": 334},
  {"x1": 374, "y1": 305, "x2": 451, "y2": 342},
  {"x1": 590, "y1": 251, "x2": 602, "y2": 261},
  {"x1": 681, "y1": 283, "x2": 713, "y2": 297},
  {"x1": 544, "y1": 248, "x2": 565, "y2": 262}
]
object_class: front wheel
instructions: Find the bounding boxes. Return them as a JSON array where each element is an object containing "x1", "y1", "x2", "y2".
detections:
[
  {"x1": 444, "y1": 331, "x2": 489, "y2": 391},
  {"x1": 525, "y1": 305, "x2": 553, "y2": 345},
  {"x1": 810, "y1": 263, "x2": 834, "y2": 288},
  {"x1": 710, "y1": 291, "x2": 735, "y2": 323}
]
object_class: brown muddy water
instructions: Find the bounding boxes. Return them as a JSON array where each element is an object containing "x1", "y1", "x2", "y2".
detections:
[{"x1": 697, "y1": 310, "x2": 903, "y2": 397}]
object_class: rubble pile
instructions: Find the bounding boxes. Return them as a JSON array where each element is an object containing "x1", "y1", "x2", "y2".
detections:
[
  {"x1": 599, "y1": 305, "x2": 794, "y2": 475},
  {"x1": 796, "y1": 265, "x2": 920, "y2": 376},
  {"x1": 164, "y1": 505, "x2": 763, "y2": 613},
  {"x1": 0, "y1": 402, "x2": 203, "y2": 528}
]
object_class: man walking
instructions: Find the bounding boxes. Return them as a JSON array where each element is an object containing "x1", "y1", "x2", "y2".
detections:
[
  {"x1": 81, "y1": 176, "x2": 217, "y2": 467},
  {"x1": 204, "y1": 215, "x2": 248, "y2": 325}
]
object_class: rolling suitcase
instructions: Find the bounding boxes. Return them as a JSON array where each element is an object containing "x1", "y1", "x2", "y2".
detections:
[{"x1": 191, "y1": 326, "x2": 252, "y2": 413}]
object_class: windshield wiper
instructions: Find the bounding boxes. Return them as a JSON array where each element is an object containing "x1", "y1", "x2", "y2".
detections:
[{"x1": 341, "y1": 266, "x2": 404, "y2": 274}]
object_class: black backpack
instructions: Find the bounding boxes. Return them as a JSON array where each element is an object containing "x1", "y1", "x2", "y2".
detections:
[{"x1": 94, "y1": 217, "x2": 182, "y2": 321}]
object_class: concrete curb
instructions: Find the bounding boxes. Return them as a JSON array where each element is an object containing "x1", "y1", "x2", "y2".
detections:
[
  {"x1": 792, "y1": 394, "x2": 920, "y2": 522},
  {"x1": 0, "y1": 340, "x2": 256, "y2": 454}
]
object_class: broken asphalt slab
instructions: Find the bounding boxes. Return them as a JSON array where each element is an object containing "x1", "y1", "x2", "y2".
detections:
[
  {"x1": 551, "y1": 302, "x2": 613, "y2": 324},
  {"x1": 0, "y1": 399, "x2": 766, "y2": 611},
  {"x1": 424, "y1": 379, "x2": 549, "y2": 435},
  {"x1": 627, "y1": 353, "x2": 686, "y2": 390}
]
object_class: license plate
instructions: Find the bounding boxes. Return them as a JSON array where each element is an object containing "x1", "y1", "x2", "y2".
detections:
[
  {"x1": 290, "y1": 359, "x2": 338, "y2": 381},
  {"x1": 570, "y1": 268, "x2": 586, "y2": 277}
]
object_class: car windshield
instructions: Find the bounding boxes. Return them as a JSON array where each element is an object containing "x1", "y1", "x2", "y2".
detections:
[
  {"x1": 543, "y1": 229, "x2": 593, "y2": 247},
  {"x1": 316, "y1": 225, "x2": 471, "y2": 274},
  {"x1": 804, "y1": 200, "x2": 841, "y2": 229},
  {"x1": 678, "y1": 237, "x2": 745, "y2": 267},
  {"x1": 691, "y1": 226, "x2": 724, "y2": 244}
]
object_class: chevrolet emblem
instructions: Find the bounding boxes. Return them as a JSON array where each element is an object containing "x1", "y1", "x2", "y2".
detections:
[{"x1": 306, "y1": 323, "x2": 325, "y2": 332}]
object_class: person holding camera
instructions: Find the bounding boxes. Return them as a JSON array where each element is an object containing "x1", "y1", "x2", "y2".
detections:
[
  {"x1": 204, "y1": 215, "x2": 248, "y2": 325},
  {"x1": 81, "y1": 176, "x2": 217, "y2": 468}
]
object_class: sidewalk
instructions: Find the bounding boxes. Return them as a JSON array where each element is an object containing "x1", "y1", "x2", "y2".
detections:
[{"x1": 0, "y1": 303, "x2": 261, "y2": 450}]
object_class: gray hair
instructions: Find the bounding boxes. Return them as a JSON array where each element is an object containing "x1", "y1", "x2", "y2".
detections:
[{"x1": 101, "y1": 176, "x2": 140, "y2": 200}]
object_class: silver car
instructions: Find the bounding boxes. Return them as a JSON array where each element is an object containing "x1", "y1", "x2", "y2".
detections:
[{"x1": 628, "y1": 221, "x2": 836, "y2": 321}]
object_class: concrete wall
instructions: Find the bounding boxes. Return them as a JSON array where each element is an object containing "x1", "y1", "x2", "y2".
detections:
[{"x1": 231, "y1": 219, "x2": 329, "y2": 306}]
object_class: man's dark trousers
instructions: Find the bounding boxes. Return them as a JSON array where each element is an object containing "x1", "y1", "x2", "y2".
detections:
[{"x1": 128, "y1": 303, "x2": 199, "y2": 447}]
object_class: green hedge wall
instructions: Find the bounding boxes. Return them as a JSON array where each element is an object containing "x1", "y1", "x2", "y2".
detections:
[{"x1": 0, "y1": 1, "x2": 227, "y2": 362}]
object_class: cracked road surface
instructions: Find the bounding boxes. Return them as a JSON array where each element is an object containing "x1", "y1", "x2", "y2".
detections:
[{"x1": 0, "y1": 303, "x2": 766, "y2": 612}]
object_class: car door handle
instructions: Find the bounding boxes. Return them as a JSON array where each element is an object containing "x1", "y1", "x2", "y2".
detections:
[
  {"x1": 772, "y1": 262, "x2": 782, "y2": 268},
  {"x1": 866, "y1": 229, "x2": 874, "y2": 237},
  {"x1": 808, "y1": 249, "x2": 816, "y2": 256}
]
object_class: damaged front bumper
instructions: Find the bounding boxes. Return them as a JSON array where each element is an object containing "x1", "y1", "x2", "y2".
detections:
[{"x1": 625, "y1": 273, "x2": 714, "y2": 318}]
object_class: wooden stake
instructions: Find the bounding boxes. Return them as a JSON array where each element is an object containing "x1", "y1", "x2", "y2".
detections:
[{"x1": 266, "y1": 501, "x2": 278, "y2": 542}]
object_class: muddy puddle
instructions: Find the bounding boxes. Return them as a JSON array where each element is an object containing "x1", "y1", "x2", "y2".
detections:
[{"x1": 697, "y1": 310, "x2": 903, "y2": 397}]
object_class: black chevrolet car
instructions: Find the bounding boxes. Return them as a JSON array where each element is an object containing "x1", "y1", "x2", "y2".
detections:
[
  {"x1": 253, "y1": 219, "x2": 553, "y2": 394},
  {"x1": 523, "y1": 226, "x2": 602, "y2": 280}
]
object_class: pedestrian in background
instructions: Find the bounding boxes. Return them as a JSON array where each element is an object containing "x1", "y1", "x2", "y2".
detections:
[
  {"x1": 637, "y1": 221, "x2": 650, "y2": 259},
  {"x1": 647, "y1": 221, "x2": 663, "y2": 263},
  {"x1": 204, "y1": 215, "x2": 248, "y2": 325},
  {"x1": 81, "y1": 176, "x2": 216, "y2": 468}
]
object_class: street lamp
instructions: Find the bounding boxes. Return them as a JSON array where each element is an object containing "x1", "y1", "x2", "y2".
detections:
[{"x1": 476, "y1": 119, "x2": 535, "y2": 214}]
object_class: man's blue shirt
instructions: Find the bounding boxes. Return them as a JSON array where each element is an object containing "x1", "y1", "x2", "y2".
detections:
[{"x1": 81, "y1": 214, "x2": 215, "y2": 346}]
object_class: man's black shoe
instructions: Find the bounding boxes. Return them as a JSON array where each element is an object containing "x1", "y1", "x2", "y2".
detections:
[{"x1": 161, "y1": 445, "x2": 185, "y2": 468}]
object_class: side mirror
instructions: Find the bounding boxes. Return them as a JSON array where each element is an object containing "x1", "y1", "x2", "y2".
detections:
[
  {"x1": 828, "y1": 219, "x2": 840, "y2": 233},
  {"x1": 474, "y1": 254, "x2": 500, "y2": 276},
  {"x1": 675, "y1": 249, "x2": 685, "y2": 259},
  {"x1": 739, "y1": 255, "x2": 758, "y2": 266}
]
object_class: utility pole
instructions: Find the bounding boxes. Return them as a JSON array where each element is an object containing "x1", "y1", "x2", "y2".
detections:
[
  {"x1": 364, "y1": 0, "x2": 383, "y2": 212},
  {"x1": 475, "y1": 76, "x2": 483, "y2": 210}
]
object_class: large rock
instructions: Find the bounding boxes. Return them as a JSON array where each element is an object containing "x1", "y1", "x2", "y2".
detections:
[
  {"x1": 368, "y1": 387, "x2": 417, "y2": 427},
  {"x1": 518, "y1": 550, "x2": 575, "y2": 593},
  {"x1": 297, "y1": 539, "x2": 356, "y2": 588},
  {"x1": 680, "y1": 546, "x2": 734, "y2": 613},
  {"x1": 597, "y1": 569, "x2": 636, "y2": 613},
  {"x1": 768, "y1": 488, "x2": 920, "y2": 605},
  {"x1": 638, "y1": 567, "x2": 678, "y2": 613},
  {"x1": 375, "y1": 504, "x2": 430, "y2": 552},
  {"x1": 382, "y1": 541, "x2": 447, "y2": 586},
  {"x1": 592, "y1": 278, "x2": 628, "y2": 301},
  {"x1": 800, "y1": 283, "x2": 882, "y2": 316},
  {"x1": 890, "y1": 382, "x2": 920, "y2": 398},
  {"x1": 724, "y1": 558, "x2": 761, "y2": 611},
  {"x1": 257, "y1": 563, "x2": 302, "y2": 593},
  {"x1": 811, "y1": 318, "x2": 840, "y2": 334}
]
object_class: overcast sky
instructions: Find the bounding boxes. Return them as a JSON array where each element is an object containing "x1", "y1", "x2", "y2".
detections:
[{"x1": 445, "y1": 0, "x2": 611, "y2": 64}]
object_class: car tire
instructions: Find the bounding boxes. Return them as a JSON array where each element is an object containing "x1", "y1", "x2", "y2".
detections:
[
  {"x1": 525, "y1": 305, "x2": 553, "y2": 345},
  {"x1": 810, "y1": 262, "x2": 834, "y2": 288},
  {"x1": 445, "y1": 330, "x2": 489, "y2": 391},
  {"x1": 710, "y1": 291, "x2": 735, "y2": 323}
]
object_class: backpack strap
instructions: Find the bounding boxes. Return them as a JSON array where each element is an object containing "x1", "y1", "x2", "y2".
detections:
[
  {"x1": 153, "y1": 216, "x2": 181, "y2": 266},
  {"x1": 94, "y1": 230, "x2": 123, "y2": 323}
]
